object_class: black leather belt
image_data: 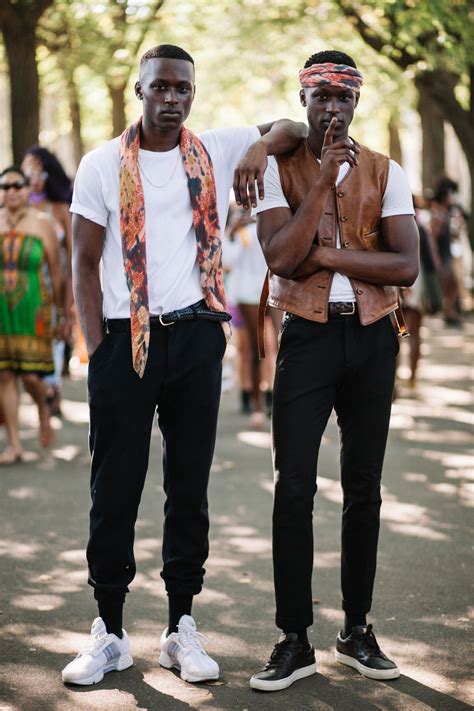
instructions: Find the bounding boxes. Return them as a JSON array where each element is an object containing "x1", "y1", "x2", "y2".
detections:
[
  {"x1": 328, "y1": 301, "x2": 357, "y2": 317},
  {"x1": 106, "y1": 299, "x2": 231, "y2": 333}
]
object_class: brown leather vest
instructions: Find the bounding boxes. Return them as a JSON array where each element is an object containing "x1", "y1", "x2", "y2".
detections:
[{"x1": 269, "y1": 141, "x2": 398, "y2": 324}]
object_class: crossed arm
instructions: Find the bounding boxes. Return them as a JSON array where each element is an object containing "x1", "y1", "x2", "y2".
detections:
[
  {"x1": 257, "y1": 205, "x2": 420, "y2": 286},
  {"x1": 254, "y1": 118, "x2": 419, "y2": 286}
]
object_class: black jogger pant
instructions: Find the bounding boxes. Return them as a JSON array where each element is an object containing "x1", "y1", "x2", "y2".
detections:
[
  {"x1": 86, "y1": 319, "x2": 226, "y2": 600},
  {"x1": 272, "y1": 312, "x2": 399, "y2": 631}
]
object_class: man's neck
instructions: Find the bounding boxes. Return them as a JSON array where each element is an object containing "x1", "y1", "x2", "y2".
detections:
[{"x1": 139, "y1": 121, "x2": 182, "y2": 152}]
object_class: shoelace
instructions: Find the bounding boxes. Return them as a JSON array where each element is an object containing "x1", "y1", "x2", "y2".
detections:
[
  {"x1": 266, "y1": 640, "x2": 298, "y2": 669},
  {"x1": 361, "y1": 625, "x2": 382, "y2": 655},
  {"x1": 77, "y1": 630, "x2": 108, "y2": 657},
  {"x1": 179, "y1": 628, "x2": 209, "y2": 654}
]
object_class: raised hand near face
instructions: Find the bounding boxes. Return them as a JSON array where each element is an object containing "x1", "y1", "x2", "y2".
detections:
[{"x1": 319, "y1": 117, "x2": 360, "y2": 188}]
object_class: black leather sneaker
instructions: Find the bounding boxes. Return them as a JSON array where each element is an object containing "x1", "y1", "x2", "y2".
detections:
[
  {"x1": 335, "y1": 624, "x2": 400, "y2": 680},
  {"x1": 250, "y1": 633, "x2": 316, "y2": 691}
]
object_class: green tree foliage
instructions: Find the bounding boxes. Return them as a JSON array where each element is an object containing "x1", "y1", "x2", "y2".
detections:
[
  {"x1": 334, "y1": 0, "x2": 473, "y2": 239},
  {"x1": 39, "y1": 0, "x2": 165, "y2": 147}
]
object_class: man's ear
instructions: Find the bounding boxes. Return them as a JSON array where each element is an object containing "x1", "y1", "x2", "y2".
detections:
[
  {"x1": 354, "y1": 93, "x2": 360, "y2": 108},
  {"x1": 299, "y1": 89, "x2": 306, "y2": 107},
  {"x1": 135, "y1": 81, "x2": 143, "y2": 100}
]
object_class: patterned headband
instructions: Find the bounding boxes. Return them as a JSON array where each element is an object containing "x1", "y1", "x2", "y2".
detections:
[{"x1": 299, "y1": 63, "x2": 363, "y2": 93}]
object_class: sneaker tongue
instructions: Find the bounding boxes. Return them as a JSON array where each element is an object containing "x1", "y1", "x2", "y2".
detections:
[
  {"x1": 178, "y1": 614, "x2": 196, "y2": 633},
  {"x1": 278, "y1": 632, "x2": 299, "y2": 643},
  {"x1": 91, "y1": 617, "x2": 107, "y2": 637}
]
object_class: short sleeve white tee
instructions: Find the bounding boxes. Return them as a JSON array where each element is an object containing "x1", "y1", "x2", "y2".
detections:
[
  {"x1": 71, "y1": 126, "x2": 260, "y2": 318},
  {"x1": 254, "y1": 154, "x2": 414, "y2": 302}
]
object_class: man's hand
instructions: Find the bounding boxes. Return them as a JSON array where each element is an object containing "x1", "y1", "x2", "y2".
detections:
[
  {"x1": 319, "y1": 118, "x2": 360, "y2": 188},
  {"x1": 233, "y1": 141, "x2": 269, "y2": 210}
]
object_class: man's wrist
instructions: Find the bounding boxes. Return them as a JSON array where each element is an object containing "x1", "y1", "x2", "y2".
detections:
[
  {"x1": 315, "y1": 175, "x2": 334, "y2": 191},
  {"x1": 255, "y1": 136, "x2": 271, "y2": 154}
]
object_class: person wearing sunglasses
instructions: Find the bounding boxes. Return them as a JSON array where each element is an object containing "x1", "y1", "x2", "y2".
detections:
[{"x1": 0, "y1": 166, "x2": 63, "y2": 463}]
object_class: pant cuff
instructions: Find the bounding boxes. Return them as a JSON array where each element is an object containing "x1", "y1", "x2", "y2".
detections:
[{"x1": 275, "y1": 613, "x2": 313, "y2": 630}]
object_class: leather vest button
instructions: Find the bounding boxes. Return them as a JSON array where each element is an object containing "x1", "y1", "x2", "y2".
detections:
[
  {"x1": 343, "y1": 241, "x2": 350, "y2": 248},
  {"x1": 356, "y1": 288, "x2": 363, "y2": 295},
  {"x1": 337, "y1": 191, "x2": 345, "y2": 197},
  {"x1": 341, "y1": 216, "x2": 348, "y2": 222}
]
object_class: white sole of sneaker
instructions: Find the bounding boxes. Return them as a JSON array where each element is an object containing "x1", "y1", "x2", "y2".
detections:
[
  {"x1": 159, "y1": 651, "x2": 219, "y2": 683},
  {"x1": 62, "y1": 653, "x2": 134, "y2": 686},
  {"x1": 249, "y1": 662, "x2": 317, "y2": 692},
  {"x1": 335, "y1": 651, "x2": 400, "y2": 680}
]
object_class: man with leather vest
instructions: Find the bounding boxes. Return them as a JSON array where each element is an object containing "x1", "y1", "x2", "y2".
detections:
[{"x1": 247, "y1": 50, "x2": 419, "y2": 692}]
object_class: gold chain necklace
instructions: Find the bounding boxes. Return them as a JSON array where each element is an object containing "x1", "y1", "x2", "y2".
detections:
[{"x1": 138, "y1": 149, "x2": 181, "y2": 189}]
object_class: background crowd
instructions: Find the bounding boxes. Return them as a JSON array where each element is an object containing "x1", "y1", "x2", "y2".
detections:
[
  {"x1": 0, "y1": 146, "x2": 472, "y2": 465},
  {"x1": 0, "y1": 146, "x2": 472, "y2": 463}
]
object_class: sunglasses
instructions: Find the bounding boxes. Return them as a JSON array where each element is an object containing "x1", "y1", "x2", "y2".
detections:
[{"x1": 0, "y1": 181, "x2": 27, "y2": 191}]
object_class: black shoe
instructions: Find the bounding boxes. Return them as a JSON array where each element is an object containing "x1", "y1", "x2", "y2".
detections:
[
  {"x1": 250, "y1": 634, "x2": 316, "y2": 692},
  {"x1": 336, "y1": 624, "x2": 400, "y2": 680}
]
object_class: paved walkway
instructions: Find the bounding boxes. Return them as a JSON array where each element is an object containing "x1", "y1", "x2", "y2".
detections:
[{"x1": 0, "y1": 315, "x2": 472, "y2": 710}]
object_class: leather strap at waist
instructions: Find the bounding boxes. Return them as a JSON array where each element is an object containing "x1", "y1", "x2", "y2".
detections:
[
  {"x1": 328, "y1": 301, "x2": 357, "y2": 317},
  {"x1": 106, "y1": 300, "x2": 231, "y2": 333}
]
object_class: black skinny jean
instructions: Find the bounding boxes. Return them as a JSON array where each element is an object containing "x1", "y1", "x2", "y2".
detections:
[
  {"x1": 86, "y1": 319, "x2": 226, "y2": 600},
  {"x1": 272, "y1": 312, "x2": 399, "y2": 631}
]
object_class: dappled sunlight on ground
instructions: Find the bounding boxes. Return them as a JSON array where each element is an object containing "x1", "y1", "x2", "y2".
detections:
[
  {"x1": 237, "y1": 430, "x2": 272, "y2": 449},
  {"x1": 0, "y1": 315, "x2": 471, "y2": 709}
]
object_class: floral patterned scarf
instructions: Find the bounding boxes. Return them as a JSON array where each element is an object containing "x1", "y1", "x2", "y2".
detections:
[{"x1": 119, "y1": 117, "x2": 228, "y2": 377}]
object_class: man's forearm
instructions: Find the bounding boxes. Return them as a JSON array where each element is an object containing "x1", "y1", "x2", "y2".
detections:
[
  {"x1": 260, "y1": 180, "x2": 333, "y2": 278},
  {"x1": 259, "y1": 119, "x2": 308, "y2": 156},
  {"x1": 73, "y1": 265, "x2": 104, "y2": 356},
  {"x1": 292, "y1": 245, "x2": 418, "y2": 286}
]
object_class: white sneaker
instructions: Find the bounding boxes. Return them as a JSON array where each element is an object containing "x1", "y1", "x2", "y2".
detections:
[
  {"x1": 62, "y1": 617, "x2": 133, "y2": 685},
  {"x1": 159, "y1": 615, "x2": 220, "y2": 683}
]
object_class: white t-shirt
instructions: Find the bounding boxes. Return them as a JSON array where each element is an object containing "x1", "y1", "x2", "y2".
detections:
[
  {"x1": 71, "y1": 126, "x2": 260, "y2": 318},
  {"x1": 254, "y1": 155, "x2": 414, "y2": 302}
]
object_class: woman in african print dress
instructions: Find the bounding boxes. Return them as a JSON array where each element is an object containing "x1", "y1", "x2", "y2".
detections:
[{"x1": 0, "y1": 166, "x2": 62, "y2": 464}]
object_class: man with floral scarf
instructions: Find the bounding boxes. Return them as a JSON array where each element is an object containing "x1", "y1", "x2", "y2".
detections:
[{"x1": 62, "y1": 44, "x2": 305, "y2": 686}]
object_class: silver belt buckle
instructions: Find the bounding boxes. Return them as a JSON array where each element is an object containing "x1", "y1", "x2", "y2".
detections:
[
  {"x1": 341, "y1": 303, "x2": 356, "y2": 316},
  {"x1": 159, "y1": 314, "x2": 175, "y2": 326}
]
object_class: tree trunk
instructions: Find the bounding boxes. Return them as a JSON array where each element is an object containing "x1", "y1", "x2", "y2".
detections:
[
  {"x1": 416, "y1": 71, "x2": 474, "y2": 248},
  {"x1": 108, "y1": 84, "x2": 127, "y2": 138},
  {"x1": 65, "y1": 69, "x2": 84, "y2": 167},
  {"x1": 416, "y1": 80, "x2": 445, "y2": 194},
  {"x1": 388, "y1": 113, "x2": 402, "y2": 165},
  {"x1": 2, "y1": 25, "x2": 40, "y2": 162}
]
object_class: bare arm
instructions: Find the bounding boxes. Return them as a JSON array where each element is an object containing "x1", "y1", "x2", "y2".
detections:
[
  {"x1": 72, "y1": 214, "x2": 105, "y2": 357},
  {"x1": 42, "y1": 223, "x2": 63, "y2": 310},
  {"x1": 255, "y1": 119, "x2": 360, "y2": 276},
  {"x1": 233, "y1": 119, "x2": 308, "y2": 209},
  {"x1": 57, "y1": 203, "x2": 74, "y2": 313},
  {"x1": 291, "y1": 214, "x2": 419, "y2": 286}
]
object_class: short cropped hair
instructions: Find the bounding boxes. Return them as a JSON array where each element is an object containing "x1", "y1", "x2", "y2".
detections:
[
  {"x1": 140, "y1": 44, "x2": 194, "y2": 67},
  {"x1": 0, "y1": 165, "x2": 29, "y2": 184},
  {"x1": 304, "y1": 50, "x2": 357, "y2": 69}
]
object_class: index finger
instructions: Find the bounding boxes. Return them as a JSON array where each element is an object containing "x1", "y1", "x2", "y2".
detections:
[
  {"x1": 233, "y1": 166, "x2": 243, "y2": 205},
  {"x1": 322, "y1": 117, "x2": 337, "y2": 149}
]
